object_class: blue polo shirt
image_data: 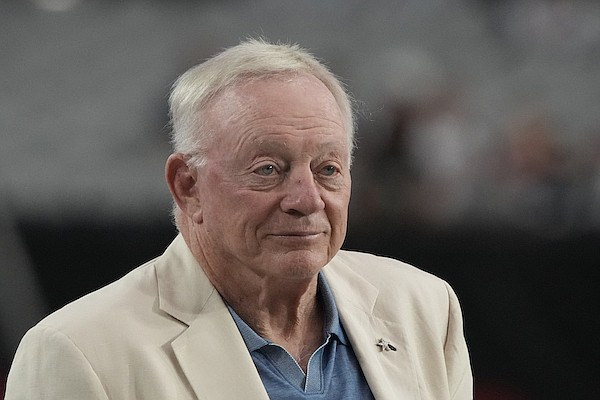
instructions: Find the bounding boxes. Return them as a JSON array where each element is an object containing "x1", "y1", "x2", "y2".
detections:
[{"x1": 228, "y1": 273, "x2": 375, "y2": 399}]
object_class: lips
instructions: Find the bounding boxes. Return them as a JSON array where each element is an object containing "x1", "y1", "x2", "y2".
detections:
[
  {"x1": 265, "y1": 221, "x2": 329, "y2": 238},
  {"x1": 266, "y1": 228, "x2": 328, "y2": 241},
  {"x1": 274, "y1": 231, "x2": 322, "y2": 236}
]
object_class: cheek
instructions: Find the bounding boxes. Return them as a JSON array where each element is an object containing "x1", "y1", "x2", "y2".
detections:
[
  {"x1": 226, "y1": 192, "x2": 279, "y2": 235},
  {"x1": 326, "y1": 195, "x2": 350, "y2": 235},
  {"x1": 331, "y1": 214, "x2": 348, "y2": 242}
]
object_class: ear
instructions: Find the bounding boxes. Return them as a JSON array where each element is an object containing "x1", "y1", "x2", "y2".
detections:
[{"x1": 165, "y1": 153, "x2": 203, "y2": 223}]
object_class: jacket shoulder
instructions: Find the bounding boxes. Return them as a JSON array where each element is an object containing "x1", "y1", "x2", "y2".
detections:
[
  {"x1": 36, "y1": 258, "x2": 162, "y2": 336},
  {"x1": 326, "y1": 250, "x2": 456, "y2": 322},
  {"x1": 332, "y1": 249, "x2": 446, "y2": 288}
]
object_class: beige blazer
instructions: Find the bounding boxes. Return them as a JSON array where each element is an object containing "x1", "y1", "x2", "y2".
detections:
[{"x1": 5, "y1": 234, "x2": 472, "y2": 399}]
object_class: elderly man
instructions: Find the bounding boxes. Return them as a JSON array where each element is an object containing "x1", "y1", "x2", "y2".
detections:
[{"x1": 5, "y1": 40, "x2": 472, "y2": 399}]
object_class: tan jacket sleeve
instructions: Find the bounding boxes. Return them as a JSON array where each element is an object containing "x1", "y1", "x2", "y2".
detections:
[
  {"x1": 5, "y1": 325, "x2": 109, "y2": 400},
  {"x1": 444, "y1": 282, "x2": 473, "y2": 400}
]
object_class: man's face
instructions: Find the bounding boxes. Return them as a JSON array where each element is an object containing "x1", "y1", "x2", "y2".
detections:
[{"x1": 194, "y1": 74, "x2": 351, "y2": 282}]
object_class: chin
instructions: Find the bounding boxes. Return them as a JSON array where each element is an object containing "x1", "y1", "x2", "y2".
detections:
[{"x1": 276, "y1": 250, "x2": 329, "y2": 279}]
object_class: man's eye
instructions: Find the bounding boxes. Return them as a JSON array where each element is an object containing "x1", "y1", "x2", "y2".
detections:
[
  {"x1": 320, "y1": 165, "x2": 339, "y2": 176},
  {"x1": 255, "y1": 164, "x2": 276, "y2": 176}
]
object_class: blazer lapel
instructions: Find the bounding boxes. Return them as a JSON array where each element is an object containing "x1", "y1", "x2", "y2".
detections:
[
  {"x1": 156, "y1": 235, "x2": 269, "y2": 400},
  {"x1": 324, "y1": 257, "x2": 421, "y2": 400},
  {"x1": 170, "y1": 294, "x2": 269, "y2": 400}
]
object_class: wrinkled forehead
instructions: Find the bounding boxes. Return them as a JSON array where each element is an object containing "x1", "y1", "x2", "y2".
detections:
[
  {"x1": 204, "y1": 74, "x2": 347, "y2": 140},
  {"x1": 213, "y1": 74, "x2": 340, "y2": 114}
]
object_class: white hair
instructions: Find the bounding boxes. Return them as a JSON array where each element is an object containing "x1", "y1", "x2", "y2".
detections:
[{"x1": 168, "y1": 38, "x2": 356, "y2": 169}]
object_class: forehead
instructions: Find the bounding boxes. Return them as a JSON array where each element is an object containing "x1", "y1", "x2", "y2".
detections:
[
  {"x1": 202, "y1": 74, "x2": 349, "y2": 160},
  {"x1": 207, "y1": 74, "x2": 344, "y2": 132}
]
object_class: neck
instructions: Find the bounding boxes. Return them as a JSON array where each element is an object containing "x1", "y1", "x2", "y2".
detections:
[
  {"x1": 222, "y1": 275, "x2": 325, "y2": 371},
  {"x1": 230, "y1": 276, "x2": 322, "y2": 336}
]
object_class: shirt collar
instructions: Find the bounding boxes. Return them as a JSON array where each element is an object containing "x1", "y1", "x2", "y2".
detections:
[{"x1": 228, "y1": 272, "x2": 348, "y2": 352}]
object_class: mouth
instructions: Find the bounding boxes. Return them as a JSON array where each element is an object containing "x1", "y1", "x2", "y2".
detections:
[
  {"x1": 271, "y1": 231, "x2": 322, "y2": 238},
  {"x1": 268, "y1": 229, "x2": 326, "y2": 241}
]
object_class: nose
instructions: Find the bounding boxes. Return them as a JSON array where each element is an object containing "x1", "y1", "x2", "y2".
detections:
[{"x1": 280, "y1": 167, "x2": 325, "y2": 216}]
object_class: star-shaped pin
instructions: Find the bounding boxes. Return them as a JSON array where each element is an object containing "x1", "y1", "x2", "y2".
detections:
[{"x1": 376, "y1": 338, "x2": 397, "y2": 352}]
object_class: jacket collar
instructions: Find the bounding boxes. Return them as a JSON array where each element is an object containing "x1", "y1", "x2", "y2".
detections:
[
  {"x1": 324, "y1": 251, "x2": 421, "y2": 400},
  {"x1": 155, "y1": 235, "x2": 269, "y2": 399}
]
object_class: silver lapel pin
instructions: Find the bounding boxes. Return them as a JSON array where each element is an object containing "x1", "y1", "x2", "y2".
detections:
[{"x1": 376, "y1": 338, "x2": 397, "y2": 352}]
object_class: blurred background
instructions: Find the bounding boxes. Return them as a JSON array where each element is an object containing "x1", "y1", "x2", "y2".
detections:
[{"x1": 1, "y1": 0, "x2": 599, "y2": 398}]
